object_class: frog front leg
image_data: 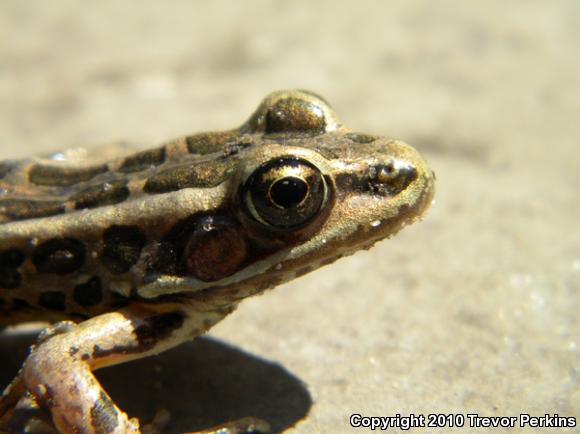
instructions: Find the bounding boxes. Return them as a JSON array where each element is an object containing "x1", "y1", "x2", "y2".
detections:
[{"x1": 1, "y1": 304, "x2": 213, "y2": 434}]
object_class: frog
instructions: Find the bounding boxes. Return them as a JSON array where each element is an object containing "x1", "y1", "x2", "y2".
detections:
[{"x1": 0, "y1": 90, "x2": 435, "y2": 434}]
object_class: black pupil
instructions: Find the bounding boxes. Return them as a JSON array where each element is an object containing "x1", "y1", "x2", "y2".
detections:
[{"x1": 270, "y1": 177, "x2": 308, "y2": 208}]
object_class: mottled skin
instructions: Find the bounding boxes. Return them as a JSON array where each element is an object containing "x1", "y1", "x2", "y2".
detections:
[{"x1": 0, "y1": 90, "x2": 435, "y2": 434}]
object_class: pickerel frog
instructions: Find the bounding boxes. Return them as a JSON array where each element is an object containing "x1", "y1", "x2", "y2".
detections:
[{"x1": 0, "y1": 90, "x2": 434, "y2": 434}]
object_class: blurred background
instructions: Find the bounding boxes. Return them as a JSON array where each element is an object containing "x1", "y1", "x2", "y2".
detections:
[{"x1": 0, "y1": 1, "x2": 578, "y2": 432}]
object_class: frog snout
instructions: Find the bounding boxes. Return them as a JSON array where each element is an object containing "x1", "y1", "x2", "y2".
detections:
[{"x1": 367, "y1": 160, "x2": 418, "y2": 196}]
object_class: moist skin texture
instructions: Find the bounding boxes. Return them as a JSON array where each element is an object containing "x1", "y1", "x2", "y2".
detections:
[{"x1": 0, "y1": 90, "x2": 434, "y2": 434}]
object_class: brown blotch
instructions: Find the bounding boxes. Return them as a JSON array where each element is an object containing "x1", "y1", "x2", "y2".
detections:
[
  {"x1": 90, "y1": 390, "x2": 119, "y2": 434},
  {"x1": 134, "y1": 311, "x2": 185, "y2": 350},
  {"x1": 110, "y1": 295, "x2": 131, "y2": 309},
  {"x1": 149, "y1": 214, "x2": 199, "y2": 275},
  {"x1": 38, "y1": 291, "x2": 66, "y2": 311},
  {"x1": 0, "y1": 248, "x2": 25, "y2": 288},
  {"x1": 32, "y1": 238, "x2": 85, "y2": 275},
  {"x1": 71, "y1": 179, "x2": 130, "y2": 210},
  {"x1": 0, "y1": 268, "x2": 21, "y2": 289},
  {"x1": 186, "y1": 131, "x2": 239, "y2": 155},
  {"x1": 12, "y1": 298, "x2": 34, "y2": 311},
  {"x1": 0, "y1": 249, "x2": 26, "y2": 268},
  {"x1": 118, "y1": 147, "x2": 166, "y2": 173},
  {"x1": 0, "y1": 198, "x2": 65, "y2": 221},
  {"x1": 73, "y1": 277, "x2": 103, "y2": 307},
  {"x1": 102, "y1": 225, "x2": 146, "y2": 274},
  {"x1": 29, "y1": 163, "x2": 108, "y2": 187},
  {"x1": 143, "y1": 159, "x2": 234, "y2": 194},
  {"x1": 185, "y1": 217, "x2": 248, "y2": 281}
]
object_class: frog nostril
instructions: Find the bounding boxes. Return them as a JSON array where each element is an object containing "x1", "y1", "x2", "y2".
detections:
[{"x1": 368, "y1": 161, "x2": 417, "y2": 196}]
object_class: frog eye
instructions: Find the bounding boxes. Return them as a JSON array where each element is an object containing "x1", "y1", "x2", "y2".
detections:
[
  {"x1": 244, "y1": 90, "x2": 339, "y2": 135},
  {"x1": 243, "y1": 157, "x2": 328, "y2": 230},
  {"x1": 265, "y1": 96, "x2": 327, "y2": 134}
]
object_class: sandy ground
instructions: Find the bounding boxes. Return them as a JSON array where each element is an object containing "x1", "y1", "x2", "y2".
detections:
[{"x1": 0, "y1": 1, "x2": 578, "y2": 433}]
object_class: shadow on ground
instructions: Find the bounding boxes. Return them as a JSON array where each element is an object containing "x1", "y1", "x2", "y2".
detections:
[{"x1": 0, "y1": 331, "x2": 311, "y2": 433}]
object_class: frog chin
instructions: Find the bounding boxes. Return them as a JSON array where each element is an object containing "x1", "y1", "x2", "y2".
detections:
[{"x1": 284, "y1": 172, "x2": 435, "y2": 273}]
